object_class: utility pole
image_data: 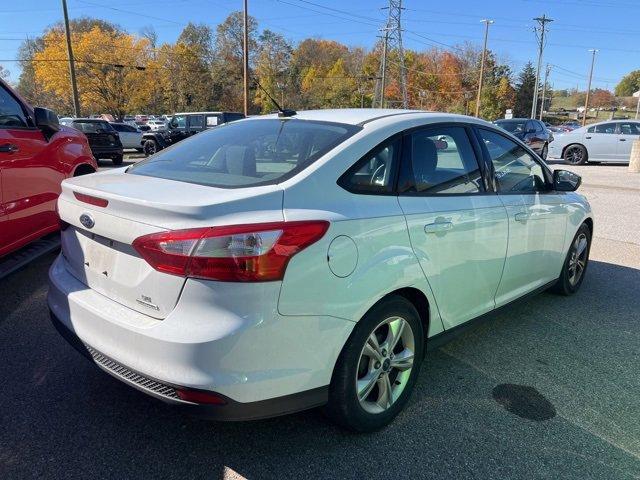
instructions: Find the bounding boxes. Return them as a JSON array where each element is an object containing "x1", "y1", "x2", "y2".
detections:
[
  {"x1": 61, "y1": 0, "x2": 80, "y2": 117},
  {"x1": 539, "y1": 63, "x2": 551, "y2": 120},
  {"x1": 582, "y1": 49, "x2": 598, "y2": 126},
  {"x1": 531, "y1": 14, "x2": 553, "y2": 119},
  {"x1": 242, "y1": 0, "x2": 249, "y2": 116},
  {"x1": 374, "y1": 0, "x2": 408, "y2": 109},
  {"x1": 475, "y1": 19, "x2": 493, "y2": 117}
]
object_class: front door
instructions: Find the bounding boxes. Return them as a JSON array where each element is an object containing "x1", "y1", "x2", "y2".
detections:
[
  {"x1": 398, "y1": 125, "x2": 509, "y2": 329},
  {"x1": 476, "y1": 128, "x2": 567, "y2": 307},
  {"x1": 584, "y1": 122, "x2": 618, "y2": 161},
  {"x1": 617, "y1": 121, "x2": 640, "y2": 161}
]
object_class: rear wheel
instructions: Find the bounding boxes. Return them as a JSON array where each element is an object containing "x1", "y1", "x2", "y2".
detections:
[
  {"x1": 551, "y1": 223, "x2": 591, "y2": 295},
  {"x1": 143, "y1": 139, "x2": 158, "y2": 156},
  {"x1": 564, "y1": 144, "x2": 588, "y2": 165},
  {"x1": 324, "y1": 296, "x2": 424, "y2": 432}
]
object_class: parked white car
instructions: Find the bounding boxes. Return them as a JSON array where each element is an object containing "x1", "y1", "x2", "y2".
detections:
[
  {"x1": 48, "y1": 109, "x2": 593, "y2": 431},
  {"x1": 548, "y1": 119, "x2": 640, "y2": 164},
  {"x1": 110, "y1": 122, "x2": 143, "y2": 151},
  {"x1": 147, "y1": 120, "x2": 167, "y2": 131}
]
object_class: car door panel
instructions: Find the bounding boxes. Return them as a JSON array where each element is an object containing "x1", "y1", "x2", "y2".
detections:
[
  {"x1": 617, "y1": 122, "x2": 640, "y2": 160},
  {"x1": 477, "y1": 127, "x2": 568, "y2": 306},
  {"x1": 397, "y1": 125, "x2": 509, "y2": 329},
  {"x1": 584, "y1": 122, "x2": 618, "y2": 161}
]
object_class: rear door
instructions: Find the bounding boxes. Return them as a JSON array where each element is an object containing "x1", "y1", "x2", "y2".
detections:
[
  {"x1": 617, "y1": 121, "x2": 640, "y2": 160},
  {"x1": 476, "y1": 127, "x2": 567, "y2": 306},
  {"x1": 584, "y1": 122, "x2": 618, "y2": 160},
  {"x1": 398, "y1": 124, "x2": 508, "y2": 329},
  {"x1": 0, "y1": 82, "x2": 60, "y2": 254}
]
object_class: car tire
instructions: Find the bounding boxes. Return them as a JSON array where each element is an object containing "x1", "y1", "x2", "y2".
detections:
[
  {"x1": 324, "y1": 295, "x2": 424, "y2": 432},
  {"x1": 550, "y1": 223, "x2": 591, "y2": 296},
  {"x1": 563, "y1": 144, "x2": 588, "y2": 165},
  {"x1": 112, "y1": 155, "x2": 123, "y2": 166},
  {"x1": 143, "y1": 139, "x2": 158, "y2": 156},
  {"x1": 541, "y1": 143, "x2": 548, "y2": 160}
]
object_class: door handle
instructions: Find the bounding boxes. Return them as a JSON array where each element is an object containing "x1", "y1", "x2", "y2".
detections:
[
  {"x1": 585, "y1": 136, "x2": 592, "y2": 139},
  {"x1": 424, "y1": 221, "x2": 453, "y2": 234},
  {"x1": 0, "y1": 143, "x2": 18, "y2": 153},
  {"x1": 514, "y1": 212, "x2": 530, "y2": 223},
  {"x1": 619, "y1": 138, "x2": 626, "y2": 141}
]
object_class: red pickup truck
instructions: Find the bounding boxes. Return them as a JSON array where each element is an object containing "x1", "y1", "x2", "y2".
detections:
[{"x1": 0, "y1": 79, "x2": 97, "y2": 257}]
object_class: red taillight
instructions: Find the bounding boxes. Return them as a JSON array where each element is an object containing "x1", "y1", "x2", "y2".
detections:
[
  {"x1": 132, "y1": 221, "x2": 329, "y2": 282},
  {"x1": 176, "y1": 388, "x2": 227, "y2": 405},
  {"x1": 74, "y1": 192, "x2": 109, "y2": 207}
]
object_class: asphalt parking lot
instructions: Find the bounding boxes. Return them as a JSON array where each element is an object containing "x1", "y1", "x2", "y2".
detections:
[{"x1": 1, "y1": 159, "x2": 639, "y2": 479}]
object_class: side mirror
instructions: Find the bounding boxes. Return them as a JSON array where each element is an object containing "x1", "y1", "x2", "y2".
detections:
[
  {"x1": 34, "y1": 107, "x2": 60, "y2": 137},
  {"x1": 553, "y1": 169, "x2": 581, "y2": 191}
]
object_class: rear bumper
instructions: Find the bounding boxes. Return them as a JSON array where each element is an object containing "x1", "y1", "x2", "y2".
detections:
[
  {"x1": 47, "y1": 254, "x2": 353, "y2": 418},
  {"x1": 90, "y1": 146, "x2": 123, "y2": 158}
]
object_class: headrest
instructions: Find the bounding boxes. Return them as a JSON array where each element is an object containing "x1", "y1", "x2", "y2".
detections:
[
  {"x1": 412, "y1": 136, "x2": 438, "y2": 190},
  {"x1": 225, "y1": 146, "x2": 256, "y2": 177}
]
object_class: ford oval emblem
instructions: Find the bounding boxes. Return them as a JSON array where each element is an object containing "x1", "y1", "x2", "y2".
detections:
[{"x1": 79, "y1": 213, "x2": 95, "y2": 229}]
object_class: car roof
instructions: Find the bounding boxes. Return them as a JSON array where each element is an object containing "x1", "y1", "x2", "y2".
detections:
[
  {"x1": 173, "y1": 111, "x2": 240, "y2": 115},
  {"x1": 67, "y1": 118, "x2": 108, "y2": 122},
  {"x1": 495, "y1": 118, "x2": 533, "y2": 122},
  {"x1": 254, "y1": 108, "x2": 440, "y2": 126}
]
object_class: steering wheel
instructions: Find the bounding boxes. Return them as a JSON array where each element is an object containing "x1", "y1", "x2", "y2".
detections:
[{"x1": 371, "y1": 163, "x2": 387, "y2": 186}]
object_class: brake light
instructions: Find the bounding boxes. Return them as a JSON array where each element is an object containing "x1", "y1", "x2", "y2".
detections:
[
  {"x1": 74, "y1": 192, "x2": 108, "y2": 207},
  {"x1": 132, "y1": 221, "x2": 329, "y2": 282}
]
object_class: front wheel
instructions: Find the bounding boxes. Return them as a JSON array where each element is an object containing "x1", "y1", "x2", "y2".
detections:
[
  {"x1": 112, "y1": 154, "x2": 123, "y2": 166},
  {"x1": 550, "y1": 223, "x2": 591, "y2": 295},
  {"x1": 324, "y1": 296, "x2": 424, "y2": 432},
  {"x1": 564, "y1": 144, "x2": 588, "y2": 165}
]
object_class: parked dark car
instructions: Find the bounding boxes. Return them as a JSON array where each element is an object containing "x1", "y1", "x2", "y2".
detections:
[
  {"x1": 60, "y1": 118, "x2": 124, "y2": 165},
  {"x1": 141, "y1": 111, "x2": 244, "y2": 156},
  {"x1": 493, "y1": 118, "x2": 553, "y2": 159},
  {"x1": 0, "y1": 79, "x2": 97, "y2": 258}
]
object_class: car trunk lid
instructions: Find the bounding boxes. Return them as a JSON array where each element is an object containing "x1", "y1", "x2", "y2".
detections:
[{"x1": 57, "y1": 171, "x2": 284, "y2": 319}]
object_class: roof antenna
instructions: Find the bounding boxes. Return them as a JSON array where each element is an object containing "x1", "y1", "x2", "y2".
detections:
[{"x1": 252, "y1": 79, "x2": 296, "y2": 118}]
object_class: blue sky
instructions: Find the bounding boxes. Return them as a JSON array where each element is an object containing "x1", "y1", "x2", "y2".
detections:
[{"x1": 1, "y1": 0, "x2": 638, "y2": 91}]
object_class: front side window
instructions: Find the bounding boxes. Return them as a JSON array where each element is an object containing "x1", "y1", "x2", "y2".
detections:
[
  {"x1": 593, "y1": 123, "x2": 617, "y2": 134},
  {"x1": 0, "y1": 85, "x2": 28, "y2": 128},
  {"x1": 619, "y1": 122, "x2": 640, "y2": 135},
  {"x1": 170, "y1": 115, "x2": 186, "y2": 129},
  {"x1": 340, "y1": 138, "x2": 399, "y2": 194},
  {"x1": 401, "y1": 126, "x2": 483, "y2": 194},
  {"x1": 478, "y1": 128, "x2": 547, "y2": 193},
  {"x1": 129, "y1": 119, "x2": 361, "y2": 188}
]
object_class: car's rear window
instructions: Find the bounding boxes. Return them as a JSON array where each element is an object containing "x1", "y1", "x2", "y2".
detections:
[
  {"x1": 495, "y1": 120, "x2": 526, "y2": 133},
  {"x1": 128, "y1": 118, "x2": 361, "y2": 188},
  {"x1": 72, "y1": 121, "x2": 114, "y2": 133}
]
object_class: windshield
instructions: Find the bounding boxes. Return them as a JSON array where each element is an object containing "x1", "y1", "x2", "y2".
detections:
[
  {"x1": 128, "y1": 118, "x2": 361, "y2": 188},
  {"x1": 495, "y1": 120, "x2": 527, "y2": 133}
]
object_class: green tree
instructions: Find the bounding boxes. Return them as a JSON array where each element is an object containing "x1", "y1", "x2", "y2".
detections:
[
  {"x1": 254, "y1": 30, "x2": 293, "y2": 112},
  {"x1": 615, "y1": 70, "x2": 640, "y2": 97},
  {"x1": 514, "y1": 62, "x2": 536, "y2": 117}
]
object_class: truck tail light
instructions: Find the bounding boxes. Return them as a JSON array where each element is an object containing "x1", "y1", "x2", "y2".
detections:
[{"x1": 132, "y1": 221, "x2": 329, "y2": 282}]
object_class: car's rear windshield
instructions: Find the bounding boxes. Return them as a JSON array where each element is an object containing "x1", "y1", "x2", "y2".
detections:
[
  {"x1": 71, "y1": 120, "x2": 114, "y2": 133},
  {"x1": 128, "y1": 118, "x2": 361, "y2": 188},
  {"x1": 495, "y1": 120, "x2": 526, "y2": 133}
]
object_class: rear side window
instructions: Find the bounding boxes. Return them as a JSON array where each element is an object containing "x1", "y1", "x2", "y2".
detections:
[
  {"x1": 0, "y1": 85, "x2": 28, "y2": 128},
  {"x1": 400, "y1": 126, "x2": 483, "y2": 195},
  {"x1": 619, "y1": 122, "x2": 640, "y2": 135},
  {"x1": 189, "y1": 115, "x2": 205, "y2": 129},
  {"x1": 72, "y1": 121, "x2": 114, "y2": 133},
  {"x1": 129, "y1": 119, "x2": 361, "y2": 188}
]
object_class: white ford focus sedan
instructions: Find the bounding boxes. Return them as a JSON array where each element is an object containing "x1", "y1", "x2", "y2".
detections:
[{"x1": 48, "y1": 109, "x2": 593, "y2": 431}]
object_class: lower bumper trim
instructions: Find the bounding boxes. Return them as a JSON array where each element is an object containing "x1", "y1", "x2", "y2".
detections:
[{"x1": 49, "y1": 310, "x2": 329, "y2": 421}]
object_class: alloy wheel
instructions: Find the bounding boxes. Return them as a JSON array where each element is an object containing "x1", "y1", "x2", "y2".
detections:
[
  {"x1": 565, "y1": 146, "x2": 583, "y2": 164},
  {"x1": 356, "y1": 316, "x2": 415, "y2": 414},
  {"x1": 568, "y1": 232, "x2": 588, "y2": 286}
]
